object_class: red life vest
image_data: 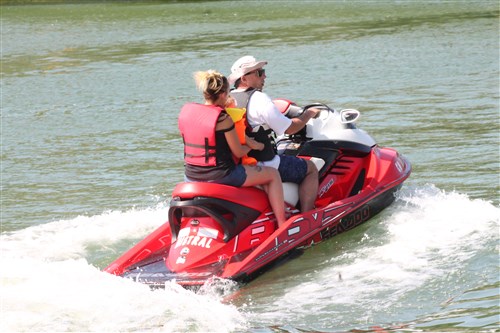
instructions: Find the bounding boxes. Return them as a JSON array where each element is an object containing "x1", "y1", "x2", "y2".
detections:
[{"x1": 178, "y1": 103, "x2": 223, "y2": 167}]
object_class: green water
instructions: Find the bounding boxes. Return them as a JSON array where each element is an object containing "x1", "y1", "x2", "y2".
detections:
[{"x1": 1, "y1": 2, "x2": 499, "y2": 332}]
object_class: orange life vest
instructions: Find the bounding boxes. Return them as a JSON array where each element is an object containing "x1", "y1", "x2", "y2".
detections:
[{"x1": 225, "y1": 107, "x2": 258, "y2": 166}]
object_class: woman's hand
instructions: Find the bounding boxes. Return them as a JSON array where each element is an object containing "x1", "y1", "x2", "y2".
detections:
[{"x1": 246, "y1": 137, "x2": 264, "y2": 151}]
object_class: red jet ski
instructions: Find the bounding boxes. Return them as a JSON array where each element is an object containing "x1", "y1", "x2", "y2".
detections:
[{"x1": 104, "y1": 101, "x2": 411, "y2": 287}]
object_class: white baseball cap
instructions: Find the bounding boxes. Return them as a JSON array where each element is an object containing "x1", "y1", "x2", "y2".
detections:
[{"x1": 228, "y1": 55, "x2": 267, "y2": 85}]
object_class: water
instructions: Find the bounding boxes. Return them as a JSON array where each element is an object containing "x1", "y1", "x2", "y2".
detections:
[{"x1": 1, "y1": 1, "x2": 499, "y2": 332}]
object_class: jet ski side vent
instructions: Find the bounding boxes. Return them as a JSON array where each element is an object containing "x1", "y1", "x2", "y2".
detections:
[{"x1": 349, "y1": 169, "x2": 366, "y2": 196}]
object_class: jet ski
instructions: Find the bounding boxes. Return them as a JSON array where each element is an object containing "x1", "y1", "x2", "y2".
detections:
[{"x1": 104, "y1": 100, "x2": 411, "y2": 288}]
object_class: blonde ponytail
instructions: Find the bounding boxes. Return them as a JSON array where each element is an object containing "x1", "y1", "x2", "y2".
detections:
[{"x1": 193, "y1": 70, "x2": 229, "y2": 103}]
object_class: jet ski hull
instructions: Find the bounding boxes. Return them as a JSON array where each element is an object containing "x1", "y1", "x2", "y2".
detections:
[{"x1": 104, "y1": 143, "x2": 411, "y2": 288}]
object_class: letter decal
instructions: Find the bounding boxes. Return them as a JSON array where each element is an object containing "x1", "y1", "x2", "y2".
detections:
[
  {"x1": 197, "y1": 237, "x2": 207, "y2": 248},
  {"x1": 174, "y1": 227, "x2": 219, "y2": 250}
]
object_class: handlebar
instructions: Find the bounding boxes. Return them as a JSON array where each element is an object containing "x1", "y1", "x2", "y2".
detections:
[{"x1": 285, "y1": 103, "x2": 334, "y2": 119}]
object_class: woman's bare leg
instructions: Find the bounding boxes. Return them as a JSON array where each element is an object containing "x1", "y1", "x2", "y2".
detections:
[{"x1": 242, "y1": 165, "x2": 287, "y2": 227}]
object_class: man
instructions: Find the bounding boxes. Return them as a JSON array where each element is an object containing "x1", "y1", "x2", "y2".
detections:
[{"x1": 228, "y1": 55, "x2": 320, "y2": 212}]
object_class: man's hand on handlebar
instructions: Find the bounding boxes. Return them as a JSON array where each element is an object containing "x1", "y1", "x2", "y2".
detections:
[
  {"x1": 304, "y1": 107, "x2": 322, "y2": 119},
  {"x1": 310, "y1": 107, "x2": 322, "y2": 118}
]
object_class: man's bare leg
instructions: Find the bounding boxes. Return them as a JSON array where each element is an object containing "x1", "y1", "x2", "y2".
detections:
[{"x1": 299, "y1": 160, "x2": 318, "y2": 212}]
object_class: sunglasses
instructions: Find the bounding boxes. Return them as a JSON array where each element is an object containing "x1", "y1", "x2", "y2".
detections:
[{"x1": 245, "y1": 68, "x2": 265, "y2": 77}]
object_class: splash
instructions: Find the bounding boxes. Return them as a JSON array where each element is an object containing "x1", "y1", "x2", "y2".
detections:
[
  {"x1": 2, "y1": 185, "x2": 498, "y2": 332},
  {"x1": 241, "y1": 184, "x2": 499, "y2": 329},
  {"x1": 1, "y1": 204, "x2": 169, "y2": 261},
  {"x1": 0, "y1": 205, "x2": 247, "y2": 332}
]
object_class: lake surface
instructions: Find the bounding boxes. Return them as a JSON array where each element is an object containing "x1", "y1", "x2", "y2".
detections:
[{"x1": 1, "y1": 1, "x2": 499, "y2": 332}]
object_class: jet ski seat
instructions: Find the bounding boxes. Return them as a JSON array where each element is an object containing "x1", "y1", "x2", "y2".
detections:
[
  {"x1": 283, "y1": 157, "x2": 325, "y2": 206},
  {"x1": 169, "y1": 182, "x2": 270, "y2": 242}
]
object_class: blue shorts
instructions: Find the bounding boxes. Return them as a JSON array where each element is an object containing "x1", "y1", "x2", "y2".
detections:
[
  {"x1": 210, "y1": 165, "x2": 247, "y2": 187},
  {"x1": 278, "y1": 155, "x2": 307, "y2": 184}
]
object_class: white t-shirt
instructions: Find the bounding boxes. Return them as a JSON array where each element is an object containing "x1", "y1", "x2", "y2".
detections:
[{"x1": 243, "y1": 90, "x2": 292, "y2": 169}]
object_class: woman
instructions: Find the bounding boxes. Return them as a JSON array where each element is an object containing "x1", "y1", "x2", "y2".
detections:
[{"x1": 178, "y1": 70, "x2": 286, "y2": 227}]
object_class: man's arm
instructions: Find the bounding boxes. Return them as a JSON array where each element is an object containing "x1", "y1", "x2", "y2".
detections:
[{"x1": 285, "y1": 108, "x2": 321, "y2": 135}]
